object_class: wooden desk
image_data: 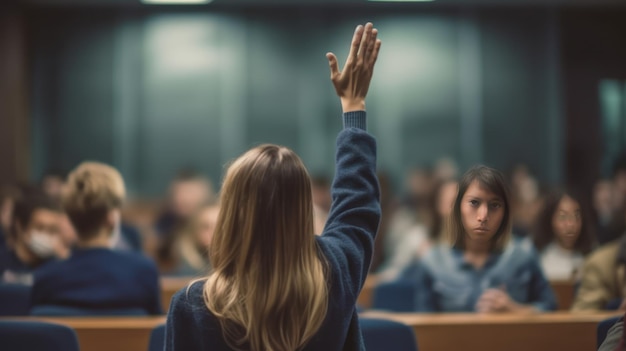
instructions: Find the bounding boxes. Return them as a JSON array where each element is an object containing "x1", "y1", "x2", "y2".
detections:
[
  {"x1": 1, "y1": 316, "x2": 166, "y2": 351},
  {"x1": 2, "y1": 312, "x2": 619, "y2": 351},
  {"x1": 361, "y1": 311, "x2": 621, "y2": 351}
]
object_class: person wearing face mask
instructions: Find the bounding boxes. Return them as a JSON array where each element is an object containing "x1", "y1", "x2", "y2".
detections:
[
  {"x1": 30, "y1": 162, "x2": 162, "y2": 316},
  {"x1": 0, "y1": 187, "x2": 67, "y2": 285}
]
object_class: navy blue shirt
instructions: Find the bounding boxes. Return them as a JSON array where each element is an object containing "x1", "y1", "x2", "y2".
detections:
[
  {"x1": 165, "y1": 111, "x2": 380, "y2": 351},
  {"x1": 31, "y1": 247, "x2": 162, "y2": 315},
  {"x1": 406, "y1": 238, "x2": 557, "y2": 312}
]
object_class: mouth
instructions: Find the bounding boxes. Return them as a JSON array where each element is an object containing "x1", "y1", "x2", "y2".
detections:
[{"x1": 475, "y1": 227, "x2": 489, "y2": 233}]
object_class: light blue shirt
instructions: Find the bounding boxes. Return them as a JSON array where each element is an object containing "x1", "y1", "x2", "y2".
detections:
[{"x1": 403, "y1": 238, "x2": 557, "y2": 312}]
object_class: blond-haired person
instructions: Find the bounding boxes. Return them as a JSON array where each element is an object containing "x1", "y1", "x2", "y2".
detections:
[
  {"x1": 165, "y1": 23, "x2": 381, "y2": 350},
  {"x1": 30, "y1": 162, "x2": 162, "y2": 315}
]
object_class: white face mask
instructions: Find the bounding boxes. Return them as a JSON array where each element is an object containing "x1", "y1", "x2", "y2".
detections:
[{"x1": 26, "y1": 231, "x2": 58, "y2": 259}]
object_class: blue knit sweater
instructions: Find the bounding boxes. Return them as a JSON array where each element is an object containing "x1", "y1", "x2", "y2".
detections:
[{"x1": 165, "y1": 111, "x2": 380, "y2": 350}]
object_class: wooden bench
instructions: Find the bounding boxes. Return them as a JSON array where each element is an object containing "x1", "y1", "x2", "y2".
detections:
[
  {"x1": 361, "y1": 311, "x2": 620, "y2": 351},
  {"x1": 2, "y1": 311, "x2": 618, "y2": 351}
]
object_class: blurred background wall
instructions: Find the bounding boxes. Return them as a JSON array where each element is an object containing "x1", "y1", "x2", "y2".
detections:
[{"x1": 2, "y1": 1, "x2": 626, "y2": 198}]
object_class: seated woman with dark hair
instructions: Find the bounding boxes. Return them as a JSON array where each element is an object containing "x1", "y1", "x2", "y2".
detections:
[
  {"x1": 532, "y1": 188, "x2": 594, "y2": 281},
  {"x1": 30, "y1": 162, "x2": 162, "y2": 315},
  {"x1": 405, "y1": 165, "x2": 557, "y2": 313}
]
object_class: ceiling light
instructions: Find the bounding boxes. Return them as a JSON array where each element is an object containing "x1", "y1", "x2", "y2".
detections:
[
  {"x1": 141, "y1": 0, "x2": 213, "y2": 4},
  {"x1": 368, "y1": 0, "x2": 435, "y2": 2}
]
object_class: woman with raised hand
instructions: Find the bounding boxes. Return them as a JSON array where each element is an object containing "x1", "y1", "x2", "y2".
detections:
[{"x1": 165, "y1": 23, "x2": 381, "y2": 350}]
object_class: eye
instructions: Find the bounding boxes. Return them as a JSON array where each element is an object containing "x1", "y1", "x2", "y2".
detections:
[
  {"x1": 490, "y1": 202, "x2": 502, "y2": 209},
  {"x1": 469, "y1": 200, "x2": 479, "y2": 206}
]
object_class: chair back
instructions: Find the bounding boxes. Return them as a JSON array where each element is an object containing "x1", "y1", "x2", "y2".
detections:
[
  {"x1": 148, "y1": 324, "x2": 166, "y2": 351},
  {"x1": 0, "y1": 320, "x2": 80, "y2": 351},
  {"x1": 371, "y1": 281, "x2": 417, "y2": 312},
  {"x1": 0, "y1": 283, "x2": 31, "y2": 316},
  {"x1": 361, "y1": 317, "x2": 418, "y2": 351}
]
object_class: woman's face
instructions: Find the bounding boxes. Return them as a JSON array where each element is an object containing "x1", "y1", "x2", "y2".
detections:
[
  {"x1": 551, "y1": 195, "x2": 582, "y2": 250},
  {"x1": 461, "y1": 180, "x2": 505, "y2": 244}
]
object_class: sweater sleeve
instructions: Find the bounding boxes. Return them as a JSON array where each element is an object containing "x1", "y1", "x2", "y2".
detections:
[{"x1": 319, "y1": 111, "x2": 381, "y2": 299}]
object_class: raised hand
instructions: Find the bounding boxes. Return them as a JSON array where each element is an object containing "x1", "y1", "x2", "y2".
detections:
[{"x1": 326, "y1": 22, "x2": 382, "y2": 113}]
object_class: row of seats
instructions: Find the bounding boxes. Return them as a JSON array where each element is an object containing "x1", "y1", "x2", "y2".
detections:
[{"x1": 0, "y1": 318, "x2": 419, "y2": 351}]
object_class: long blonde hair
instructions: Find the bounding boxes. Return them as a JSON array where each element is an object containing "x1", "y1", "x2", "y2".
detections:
[{"x1": 204, "y1": 144, "x2": 328, "y2": 351}]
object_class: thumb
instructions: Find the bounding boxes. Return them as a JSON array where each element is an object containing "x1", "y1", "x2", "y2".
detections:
[{"x1": 326, "y1": 52, "x2": 339, "y2": 78}]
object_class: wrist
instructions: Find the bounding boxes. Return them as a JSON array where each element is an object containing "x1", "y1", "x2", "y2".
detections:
[{"x1": 341, "y1": 99, "x2": 365, "y2": 112}]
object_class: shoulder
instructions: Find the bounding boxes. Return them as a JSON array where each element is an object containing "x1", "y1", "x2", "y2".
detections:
[
  {"x1": 33, "y1": 257, "x2": 67, "y2": 279},
  {"x1": 170, "y1": 279, "x2": 207, "y2": 314},
  {"x1": 421, "y1": 244, "x2": 454, "y2": 270},
  {"x1": 585, "y1": 240, "x2": 620, "y2": 267},
  {"x1": 505, "y1": 237, "x2": 539, "y2": 259},
  {"x1": 109, "y1": 250, "x2": 159, "y2": 272}
]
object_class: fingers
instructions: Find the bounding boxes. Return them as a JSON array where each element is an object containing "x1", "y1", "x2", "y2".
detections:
[
  {"x1": 370, "y1": 39, "x2": 382, "y2": 66},
  {"x1": 326, "y1": 52, "x2": 339, "y2": 80},
  {"x1": 347, "y1": 25, "x2": 364, "y2": 64},
  {"x1": 357, "y1": 23, "x2": 374, "y2": 65},
  {"x1": 363, "y1": 28, "x2": 378, "y2": 63}
]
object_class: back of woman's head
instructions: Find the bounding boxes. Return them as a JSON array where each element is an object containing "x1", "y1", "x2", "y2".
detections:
[
  {"x1": 205, "y1": 144, "x2": 328, "y2": 351},
  {"x1": 448, "y1": 165, "x2": 512, "y2": 251},
  {"x1": 63, "y1": 162, "x2": 125, "y2": 239}
]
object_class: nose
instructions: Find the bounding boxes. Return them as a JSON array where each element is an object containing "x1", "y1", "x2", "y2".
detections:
[{"x1": 477, "y1": 204, "x2": 489, "y2": 223}]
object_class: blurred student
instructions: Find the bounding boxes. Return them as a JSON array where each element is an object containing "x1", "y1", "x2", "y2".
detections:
[
  {"x1": 532, "y1": 189, "x2": 594, "y2": 281},
  {"x1": 160, "y1": 204, "x2": 219, "y2": 276},
  {"x1": 572, "y1": 204, "x2": 626, "y2": 311},
  {"x1": 165, "y1": 22, "x2": 381, "y2": 350},
  {"x1": 155, "y1": 169, "x2": 214, "y2": 265},
  {"x1": 31, "y1": 162, "x2": 162, "y2": 315},
  {"x1": 0, "y1": 187, "x2": 67, "y2": 285},
  {"x1": 0, "y1": 185, "x2": 21, "y2": 249},
  {"x1": 377, "y1": 180, "x2": 457, "y2": 281},
  {"x1": 405, "y1": 166, "x2": 557, "y2": 313}
]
